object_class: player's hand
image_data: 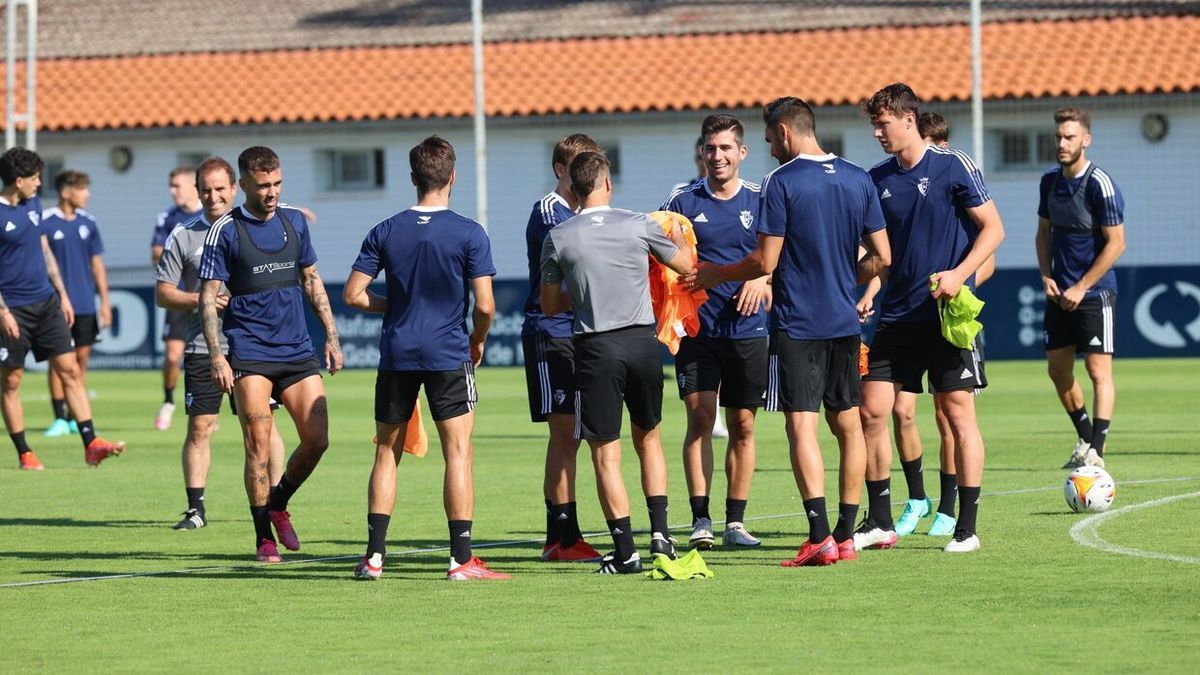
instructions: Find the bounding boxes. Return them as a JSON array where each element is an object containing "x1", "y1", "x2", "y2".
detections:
[
  {"x1": 735, "y1": 277, "x2": 771, "y2": 315},
  {"x1": 470, "y1": 336, "x2": 486, "y2": 367},
  {"x1": 1059, "y1": 285, "x2": 1086, "y2": 312},
  {"x1": 98, "y1": 301, "x2": 112, "y2": 330},
  {"x1": 689, "y1": 261, "x2": 722, "y2": 290},
  {"x1": 60, "y1": 296, "x2": 76, "y2": 328},
  {"x1": 214, "y1": 293, "x2": 231, "y2": 311},
  {"x1": 0, "y1": 310, "x2": 20, "y2": 340},
  {"x1": 210, "y1": 353, "x2": 234, "y2": 394},
  {"x1": 325, "y1": 342, "x2": 344, "y2": 375},
  {"x1": 929, "y1": 270, "x2": 964, "y2": 300},
  {"x1": 1042, "y1": 276, "x2": 1061, "y2": 301},
  {"x1": 665, "y1": 214, "x2": 690, "y2": 249},
  {"x1": 856, "y1": 295, "x2": 875, "y2": 323}
]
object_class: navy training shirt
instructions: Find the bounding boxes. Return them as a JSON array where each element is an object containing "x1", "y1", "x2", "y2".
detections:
[
  {"x1": 521, "y1": 192, "x2": 575, "y2": 338},
  {"x1": 1038, "y1": 162, "x2": 1124, "y2": 297},
  {"x1": 0, "y1": 194, "x2": 54, "y2": 308},
  {"x1": 869, "y1": 146, "x2": 990, "y2": 323},
  {"x1": 43, "y1": 207, "x2": 104, "y2": 315},
  {"x1": 198, "y1": 205, "x2": 317, "y2": 363},
  {"x1": 351, "y1": 206, "x2": 496, "y2": 371},
  {"x1": 152, "y1": 204, "x2": 202, "y2": 248},
  {"x1": 661, "y1": 178, "x2": 767, "y2": 339},
  {"x1": 758, "y1": 154, "x2": 887, "y2": 340}
]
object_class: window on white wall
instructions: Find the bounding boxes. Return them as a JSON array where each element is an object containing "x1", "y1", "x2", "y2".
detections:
[
  {"x1": 997, "y1": 130, "x2": 1057, "y2": 170},
  {"x1": 38, "y1": 158, "x2": 65, "y2": 198},
  {"x1": 320, "y1": 149, "x2": 385, "y2": 191},
  {"x1": 177, "y1": 152, "x2": 210, "y2": 169},
  {"x1": 818, "y1": 134, "x2": 844, "y2": 157}
]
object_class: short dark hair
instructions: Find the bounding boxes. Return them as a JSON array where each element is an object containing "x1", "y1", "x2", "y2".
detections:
[
  {"x1": 55, "y1": 170, "x2": 90, "y2": 193},
  {"x1": 410, "y1": 135, "x2": 456, "y2": 196},
  {"x1": 169, "y1": 165, "x2": 195, "y2": 180},
  {"x1": 863, "y1": 83, "x2": 921, "y2": 119},
  {"x1": 701, "y1": 114, "x2": 744, "y2": 146},
  {"x1": 196, "y1": 157, "x2": 236, "y2": 188},
  {"x1": 763, "y1": 97, "x2": 816, "y2": 137},
  {"x1": 0, "y1": 146, "x2": 43, "y2": 186},
  {"x1": 552, "y1": 134, "x2": 600, "y2": 171},
  {"x1": 918, "y1": 112, "x2": 950, "y2": 144},
  {"x1": 569, "y1": 151, "x2": 610, "y2": 201},
  {"x1": 237, "y1": 146, "x2": 280, "y2": 176},
  {"x1": 1054, "y1": 107, "x2": 1091, "y2": 132}
]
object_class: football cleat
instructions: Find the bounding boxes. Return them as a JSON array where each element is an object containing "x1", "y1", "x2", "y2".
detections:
[
  {"x1": 782, "y1": 536, "x2": 838, "y2": 567},
  {"x1": 836, "y1": 538, "x2": 857, "y2": 561},
  {"x1": 595, "y1": 551, "x2": 643, "y2": 574},
  {"x1": 85, "y1": 438, "x2": 126, "y2": 466},
  {"x1": 554, "y1": 539, "x2": 603, "y2": 562},
  {"x1": 1083, "y1": 447, "x2": 1106, "y2": 469},
  {"x1": 447, "y1": 556, "x2": 511, "y2": 580},
  {"x1": 540, "y1": 543, "x2": 559, "y2": 561},
  {"x1": 256, "y1": 538, "x2": 283, "y2": 563},
  {"x1": 354, "y1": 554, "x2": 384, "y2": 580},
  {"x1": 722, "y1": 521, "x2": 761, "y2": 547},
  {"x1": 928, "y1": 512, "x2": 957, "y2": 536},
  {"x1": 155, "y1": 402, "x2": 176, "y2": 431},
  {"x1": 172, "y1": 508, "x2": 207, "y2": 530},
  {"x1": 18, "y1": 451, "x2": 44, "y2": 471},
  {"x1": 44, "y1": 418, "x2": 72, "y2": 437},
  {"x1": 895, "y1": 497, "x2": 933, "y2": 536},
  {"x1": 944, "y1": 532, "x2": 981, "y2": 553},
  {"x1": 853, "y1": 520, "x2": 898, "y2": 551},
  {"x1": 689, "y1": 517, "x2": 715, "y2": 550},
  {"x1": 649, "y1": 532, "x2": 677, "y2": 560},
  {"x1": 1062, "y1": 439, "x2": 1090, "y2": 469},
  {"x1": 269, "y1": 510, "x2": 300, "y2": 551}
]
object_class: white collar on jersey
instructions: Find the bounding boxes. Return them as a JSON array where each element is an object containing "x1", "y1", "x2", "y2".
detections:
[
  {"x1": 579, "y1": 205, "x2": 613, "y2": 214},
  {"x1": 702, "y1": 177, "x2": 743, "y2": 202},
  {"x1": 795, "y1": 152, "x2": 837, "y2": 162},
  {"x1": 0, "y1": 195, "x2": 12, "y2": 206},
  {"x1": 411, "y1": 205, "x2": 449, "y2": 212}
]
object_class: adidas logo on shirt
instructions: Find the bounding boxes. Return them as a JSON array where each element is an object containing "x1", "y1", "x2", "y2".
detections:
[
  {"x1": 961, "y1": 368, "x2": 973, "y2": 379},
  {"x1": 1089, "y1": 336, "x2": 1102, "y2": 347},
  {"x1": 4, "y1": 221, "x2": 15, "y2": 232},
  {"x1": 53, "y1": 230, "x2": 65, "y2": 240},
  {"x1": 694, "y1": 213, "x2": 708, "y2": 223},
  {"x1": 880, "y1": 189, "x2": 892, "y2": 199}
]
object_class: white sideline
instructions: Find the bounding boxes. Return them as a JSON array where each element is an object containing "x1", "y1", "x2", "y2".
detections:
[
  {"x1": 1069, "y1": 490, "x2": 1200, "y2": 564},
  {"x1": 2, "y1": 475, "x2": 1197, "y2": 589}
]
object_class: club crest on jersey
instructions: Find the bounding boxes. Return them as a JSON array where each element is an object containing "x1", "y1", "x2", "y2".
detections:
[
  {"x1": 28, "y1": 211, "x2": 39, "y2": 225},
  {"x1": 79, "y1": 225, "x2": 91, "y2": 239},
  {"x1": 917, "y1": 177, "x2": 931, "y2": 197},
  {"x1": 739, "y1": 210, "x2": 753, "y2": 230},
  {"x1": 554, "y1": 389, "x2": 566, "y2": 405}
]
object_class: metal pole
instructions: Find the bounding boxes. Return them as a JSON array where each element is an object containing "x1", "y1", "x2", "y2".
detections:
[
  {"x1": 25, "y1": 0, "x2": 35, "y2": 150},
  {"x1": 471, "y1": 0, "x2": 488, "y2": 229},
  {"x1": 5, "y1": 0, "x2": 16, "y2": 150},
  {"x1": 970, "y1": 0, "x2": 984, "y2": 168}
]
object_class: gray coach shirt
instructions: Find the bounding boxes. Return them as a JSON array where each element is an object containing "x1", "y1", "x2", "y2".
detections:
[
  {"x1": 540, "y1": 206, "x2": 679, "y2": 335},
  {"x1": 155, "y1": 215, "x2": 228, "y2": 355}
]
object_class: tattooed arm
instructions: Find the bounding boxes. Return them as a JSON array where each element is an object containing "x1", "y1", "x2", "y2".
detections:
[
  {"x1": 42, "y1": 235, "x2": 75, "y2": 327},
  {"x1": 200, "y1": 279, "x2": 233, "y2": 393},
  {"x1": 300, "y1": 264, "x2": 343, "y2": 374}
]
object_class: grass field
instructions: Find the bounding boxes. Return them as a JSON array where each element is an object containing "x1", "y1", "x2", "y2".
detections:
[{"x1": 1, "y1": 359, "x2": 1197, "y2": 672}]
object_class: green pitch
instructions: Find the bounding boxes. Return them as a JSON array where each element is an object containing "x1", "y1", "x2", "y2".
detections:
[{"x1": 2, "y1": 359, "x2": 1197, "y2": 672}]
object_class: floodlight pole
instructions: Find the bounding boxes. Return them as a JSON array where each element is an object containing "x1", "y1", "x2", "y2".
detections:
[
  {"x1": 471, "y1": 0, "x2": 488, "y2": 229},
  {"x1": 970, "y1": 0, "x2": 983, "y2": 168},
  {"x1": 4, "y1": 0, "x2": 37, "y2": 150}
]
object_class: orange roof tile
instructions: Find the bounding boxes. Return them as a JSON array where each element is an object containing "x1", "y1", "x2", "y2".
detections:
[{"x1": 4, "y1": 16, "x2": 1198, "y2": 133}]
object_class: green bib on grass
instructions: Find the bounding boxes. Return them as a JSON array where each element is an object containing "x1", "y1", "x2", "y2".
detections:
[{"x1": 644, "y1": 549, "x2": 714, "y2": 580}]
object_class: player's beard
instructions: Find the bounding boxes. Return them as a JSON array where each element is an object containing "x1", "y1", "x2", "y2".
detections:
[{"x1": 1057, "y1": 145, "x2": 1083, "y2": 167}]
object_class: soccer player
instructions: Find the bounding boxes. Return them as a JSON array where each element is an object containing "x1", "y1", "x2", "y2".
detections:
[
  {"x1": 691, "y1": 97, "x2": 890, "y2": 566},
  {"x1": 41, "y1": 170, "x2": 111, "y2": 438},
  {"x1": 660, "y1": 114, "x2": 768, "y2": 549},
  {"x1": 858, "y1": 83, "x2": 1005, "y2": 553},
  {"x1": 156, "y1": 157, "x2": 285, "y2": 530},
  {"x1": 152, "y1": 167, "x2": 202, "y2": 431},
  {"x1": 1, "y1": 147, "x2": 126, "y2": 470},
  {"x1": 541, "y1": 151, "x2": 694, "y2": 574},
  {"x1": 1037, "y1": 107, "x2": 1125, "y2": 469},
  {"x1": 522, "y1": 134, "x2": 605, "y2": 563},
  {"x1": 199, "y1": 146, "x2": 342, "y2": 562},
  {"x1": 346, "y1": 136, "x2": 508, "y2": 581}
]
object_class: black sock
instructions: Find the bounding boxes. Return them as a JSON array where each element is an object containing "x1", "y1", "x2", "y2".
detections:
[
  {"x1": 269, "y1": 475, "x2": 301, "y2": 512},
  {"x1": 606, "y1": 516, "x2": 635, "y2": 561},
  {"x1": 367, "y1": 513, "x2": 390, "y2": 557},
  {"x1": 449, "y1": 519, "x2": 473, "y2": 565},
  {"x1": 10, "y1": 431, "x2": 31, "y2": 456},
  {"x1": 52, "y1": 398, "x2": 69, "y2": 421},
  {"x1": 1091, "y1": 419, "x2": 1110, "y2": 456},
  {"x1": 833, "y1": 502, "x2": 859, "y2": 543},
  {"x1": 164, "y1": 387, "x2": 175, "y2": 405},
  {"x1": 186, "y1": 487, "x2": 205, "y2": 513},
  {"x1": 77, "y1": 420, "x2": 96, "y2": 447},
  {"x1": 557, "y1": 502, "x2": 582, "y2": 547},
  {"x1": 1068, "y1": 406, "x2": 1093, "y2": 443},
  {"x1": 901, "y1": 456, "x2": 927, "y2": 501},
  {"x1": 956, "y1": 486, "x2": 981, "y2": 537},
  {"x1": 803, "y1": 497, "x2": 831, "y2": 543},
  {"x1": 688, "y1": 495, "x2": 710, "y2": 522},
  {"x1": 250, "y1": 505, "x2": 274, "y2": 546},
  {"x1": 543, "y1": 499, "x2": 558, "y2": 547},
  {"x1": 646, "y1": 495, "x2": 670, "y2": 539},
  {"x1": 937, "y1": 471, "x2": 958, "y2": 517},
  {"x1": 866, "y1": 478, "x2": 894, "y2": 528},
  {"x1": 725, "y1": 498, "x2": 747, "y2": 525}
]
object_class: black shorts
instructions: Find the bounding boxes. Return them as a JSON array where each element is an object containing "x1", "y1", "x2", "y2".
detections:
[
  {"x1": 865, "y1": 321, "x2": 987, "y2": 394},
  {"x1": 230, "y1": 356, "x2": 321, "y2": 402},
  {"x1": 766, "y1": 332, "x2": 862, "y2": 413},
  {"x1": 1044, "y1": 292, "x2": 1115, "y2": 354},
  {"x1": 675, "y1": 335, "x2": 768, "y2": 409},
  {"x1": 574, "y1": 324, "x2": 664, "y2": 442},
  {"x1": 184, "y1": 352, "x2": 232, "y2": 416},
  {"x1": 163, "y1": 309, "x2": 188, "y2": 341},
  {"x1": 376, "y1": 365, "x2": 477, "y2": 423},
  {"x1": 0, "y1": 295, "x2": 74, "y2": 369},
  {"x1": 71, "y1": 314, "x2": 100, "y2": 348},
  {"x1": 522, "y1": 333, "x2": 575, "y2": 422}
]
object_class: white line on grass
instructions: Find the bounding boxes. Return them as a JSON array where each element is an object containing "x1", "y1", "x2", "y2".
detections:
[
  {"x1": 1069, "y1": 490, "x2": 1200, "y2": 564},
  {"x1": 3, "y1": 475, "x2": 1197, "y2": 589}
]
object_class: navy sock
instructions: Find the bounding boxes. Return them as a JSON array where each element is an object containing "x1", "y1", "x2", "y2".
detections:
[
  {"x1": 185, "y1": 487, "x2": 205, "y2": 513},
  {"x1": 646, "y1": 495, "x2": 670, "y2": 539},
  {"x1": 606, "y1": 516, "x2": 635, "y2": 562},
  {"x1": 833, "y1": 502, "x2": 859, "y2": 543},
  {"x1": 52, "y1": 398, "x2": 69, "y2": 421},
  {"x1": 543, "y1": 498, "x2": 558, "y2": 546},
  {"x1": 10, "y1": 431, "x2": 31, "y2": 456},
  {"x1": 367, "y1": 513, "x2": 390, "y2": 557},
  {"x1": 937, "y1": 471, "x2": 958, "y2": 517},
  {"x1": 1091, "y1": 419, "x2": 1110, "y2": 456},
  {"x1": 1068, "y1": 406, "x2": 1093, "y2": 443},
  {"x1": 269, "y1": 475, "x2": 301, "y2": 512},
  {"x1": 866, "y1": 478, "x2": 894, "y2": 528},
  {"x1": 77, "y1": 420, "x2": 96, "y2": 447},
  {"x1": 250, "y1": 505, "x2": 274, "y2": 546},
  {"x1": 556, "y1": 502, "x2": 582, "y2": 547},
  {"x1": 449, "y1": 519, "x2": 473, "y2": 565},
  {"x1": 957, "y1": 486, "x2": 981, "y2": 536},
  {"x1": 725, "y1": 498, "x2": 747, "y2": 525},
  {"x1": 803, "y1": 497, "x2": 831, "y2": 543},
  {"x1": 688, "y1": 495, "x2": 710, "y2": 522},
  {"x1": 901, "y1": 456, "x2": 927, "y2": 501}
]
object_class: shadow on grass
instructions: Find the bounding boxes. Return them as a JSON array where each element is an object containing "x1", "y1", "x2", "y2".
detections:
[
  {"x1": 1029, "y1": 511, "x2": 1081, "y2": 517},
  {"x1": 0, "y1": 517, "x2": 166, "y2": 528}
]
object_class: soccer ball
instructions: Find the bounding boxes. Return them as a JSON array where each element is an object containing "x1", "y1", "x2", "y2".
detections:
[{"x1": 1064, "y1": 466, "x2": 1116, "y2": 513}]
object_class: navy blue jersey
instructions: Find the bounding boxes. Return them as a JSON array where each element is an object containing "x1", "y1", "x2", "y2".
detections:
[
  {"x1": 661, "y1": 178, "x2": 767, "y2": 339},
  {"x1": 199, "y1": 205, "x2": 317, "y2": 363},
  {"x1": 0, "y1": 194, "x2": 53, "y2": 308},
  {"x1": 1038, "y1": 162, "x2": 1124, "y2": 297},
  {"x1": 352, "y1": 206, "x2": 496, "y2": 371},
  {"x1": 152, "y1": 204, "x2": 202, "y2": 248},
  {"x1": 869, "y1": 146, "x2": 990, "y2": 323},
  {"x1": 43, "y1": 207, "x2": 104, "y2": 315},
  {"x1": 521, "y1": 192, "x2": 575, "y2": 338},
  {"x1": 759, "y1": 154, "x2": 886, "y2": 340}
]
